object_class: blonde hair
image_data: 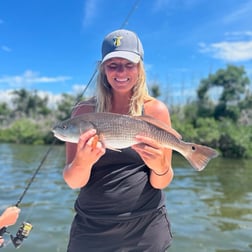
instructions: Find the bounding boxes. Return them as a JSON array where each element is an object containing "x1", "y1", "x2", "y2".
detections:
[{"x1": 95, "y1": 61, "x2": 151, "y2": 116}]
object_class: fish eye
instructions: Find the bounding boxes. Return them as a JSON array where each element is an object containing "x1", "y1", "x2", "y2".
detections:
[{"x1": 62, "y1": 124, "x2": 68, "y2": 129}]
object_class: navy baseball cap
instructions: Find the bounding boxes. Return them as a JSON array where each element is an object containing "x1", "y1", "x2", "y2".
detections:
[{"x1": 101, "y1": 29, "x2": 144, "y2": 63}]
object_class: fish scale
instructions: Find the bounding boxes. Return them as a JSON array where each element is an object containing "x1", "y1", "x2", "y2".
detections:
[
  {"x1": 86, "y1": 114, "x2": 178, "y2": 150},
  {"x1": 52, "y1": 112, "x2": 218, "y2": 171}
]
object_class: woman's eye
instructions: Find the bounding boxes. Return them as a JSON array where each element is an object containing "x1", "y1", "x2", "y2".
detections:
[
  {"x1": 125, "y1": 63, "x2": 134, "y2": 69},
  {"x1": 107, "y1": 64, "x2": 117, "y2": 69},
  {"x1": 106, "y1": 63, "x2": 136, "y2": 70}
]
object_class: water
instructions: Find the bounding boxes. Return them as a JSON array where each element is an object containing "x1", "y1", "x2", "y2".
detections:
[{"x1": 0, "y1": 143, "x2": 251, "y2": 252}]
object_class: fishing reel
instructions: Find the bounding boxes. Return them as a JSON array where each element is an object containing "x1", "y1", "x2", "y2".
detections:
[
  {"x1": 11, "y1": 221, "x2": 33, "y2": 248},
  {"x1": 0, "y1": 221, "x2": 32, "y2": 249}
]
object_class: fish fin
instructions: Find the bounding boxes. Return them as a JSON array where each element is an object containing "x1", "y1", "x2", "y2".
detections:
[
  {"x1": 98, "y1": 133, "x2": 122, "y2": 152},
  {"x1": 106, "y1": 146, "x2": 122, "y2": 152},
  {"x1": 91, "y1": 135, "x2": 99, "y2": 149},
  {"x1": 135, "y1": 115, "x2": 182, "y2": 139},
  {"x1": 183, "y1": 143, "x2": 219, "y2": 171}
]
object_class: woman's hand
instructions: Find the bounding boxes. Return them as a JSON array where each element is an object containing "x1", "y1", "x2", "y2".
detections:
[
  {"x1": 63, "y1": 129, "x2": 106, "y2": 189},
  {"x1": 0, "y1": 206, "x2": 20, "y2": 228},
  {"x1": 131, "y1": 135, "x2": 173, "y2": 189},
  {"x1": 131, "y1": 135, "x2": 169, "y2": 174},
  {"x1": 74, "y1": 129, "x2": 106, "y2": 168}
]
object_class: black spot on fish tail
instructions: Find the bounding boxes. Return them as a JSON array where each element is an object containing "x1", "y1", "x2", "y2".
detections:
[{"x1": 185, "y1": 143, "x2": 219, "y2": 171}]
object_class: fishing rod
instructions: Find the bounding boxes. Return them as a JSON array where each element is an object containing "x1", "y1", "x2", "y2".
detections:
[
  {"x1": 0, "y1": 0, "x2": 141, "y2": 248},
  {"x1": 15, "y1": 139, "x2": 57, "y2": 208},
  {"x1": 74, "y1": 0, "x2": 141, "y2": 106},
  {"x1": 0, "y1": 139, "x2": 57, "y2": 248}
]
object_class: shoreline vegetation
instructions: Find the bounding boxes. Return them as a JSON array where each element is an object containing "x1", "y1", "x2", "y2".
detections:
[{"x1": 1, "y1": 65, "x2": 252, "y2": 158}]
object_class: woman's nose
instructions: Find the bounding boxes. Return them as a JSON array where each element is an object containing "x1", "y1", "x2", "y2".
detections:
[{"x1": 116, "y1": 64, "x2": 125, "y2": 72}]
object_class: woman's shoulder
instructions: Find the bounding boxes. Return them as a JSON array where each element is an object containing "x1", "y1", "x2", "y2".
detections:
[
  {"x1": 144, "y1": 97, "x2": 171, "y2": 125},
  {"x1": 71, "y1": 97, "x2": 96, "y2": 117},
  {"x1": 144, "y1": 97, "x2": 169, "y2": 114}
]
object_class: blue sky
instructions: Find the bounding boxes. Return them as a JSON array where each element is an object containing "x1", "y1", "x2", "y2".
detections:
[{"x1": 0, "y1": 0, "x2": 252, "y2": 105}]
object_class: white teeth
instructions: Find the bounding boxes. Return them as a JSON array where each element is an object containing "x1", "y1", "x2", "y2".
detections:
[{"x1": 114, "y1": 78, "x2": 128, "y2": 82}]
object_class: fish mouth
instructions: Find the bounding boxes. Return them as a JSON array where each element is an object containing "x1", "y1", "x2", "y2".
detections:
[{"x1": 51, "y1": 130, "x2": 68, "y2": 142}]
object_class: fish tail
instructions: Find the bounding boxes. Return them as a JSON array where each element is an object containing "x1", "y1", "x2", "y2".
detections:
[{"x1": 184, "y1": 143, "x2": 219, "y2": 171}]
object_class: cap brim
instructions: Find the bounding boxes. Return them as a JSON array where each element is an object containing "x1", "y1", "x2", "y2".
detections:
[{"x1": 102, "y1": 51, "x2": 141, "y2": 64}]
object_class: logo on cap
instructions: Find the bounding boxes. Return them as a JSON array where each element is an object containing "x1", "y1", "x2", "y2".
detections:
[{"x1": 113, "y1": 36, "x2": 123, "y2": 47}]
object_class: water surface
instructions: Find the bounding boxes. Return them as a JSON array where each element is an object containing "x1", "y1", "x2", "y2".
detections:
[{"x1": 0, "y1": 144, "x2": 251, "y2": 251}]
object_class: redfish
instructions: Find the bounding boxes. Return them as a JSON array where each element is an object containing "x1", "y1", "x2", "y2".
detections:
[{"x1": 52, "y1": 112, "x2": 218, "y2": 171}]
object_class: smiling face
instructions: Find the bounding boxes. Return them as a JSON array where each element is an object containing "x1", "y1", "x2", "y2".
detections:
[{"x1": 103, "y1": 58, "x2": 139, "y2": 94}]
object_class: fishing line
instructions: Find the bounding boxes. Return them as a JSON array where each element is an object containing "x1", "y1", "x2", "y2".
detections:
[
  {"x1": 0, "y1": 139, "x2": 57, "y2": 249},
  {"x1": 14, "y1": 0, "x2": 141, "y2": 212},
  {"x1": 18, "y1": 0, "x2": 141, "y2": 204},
  {"x1": 0, "y1": 0, "x2": 141, "y2": 248},
  {"x1": 73, "y1": 0, "x2": 141, "y2": 107},
  {"x1": 119, "y1": 0, "x2": 141, "y2": 29},
  {"x1": 15, "y1": 138, "x2": 57, "y2": 208}
]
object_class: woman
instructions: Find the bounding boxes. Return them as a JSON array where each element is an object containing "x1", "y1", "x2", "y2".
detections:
[
  {"x1": 64, "y1": 29, "x2": 173, "y2": 251},
  {"x1": 0, "y1": 206, "x2": 20, "y2": 246}
]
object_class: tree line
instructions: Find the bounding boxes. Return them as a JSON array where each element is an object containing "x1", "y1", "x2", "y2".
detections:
[{"x1": 0, "y1": 64, "x2": 252, "y2": 158}]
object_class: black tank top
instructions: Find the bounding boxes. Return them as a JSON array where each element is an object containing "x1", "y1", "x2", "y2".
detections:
[{"x1": 75, "y1": 147, "x2": 165, "y2": 220}]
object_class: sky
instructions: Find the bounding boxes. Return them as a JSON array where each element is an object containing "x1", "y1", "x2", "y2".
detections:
[{"x1": 0, "y1": 0, "x2": 252, "y2": 105}]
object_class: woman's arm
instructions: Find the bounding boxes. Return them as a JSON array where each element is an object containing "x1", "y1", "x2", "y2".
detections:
[
  {"x1": 63, "y1": 101, "x2": 106, "y2": 189},
  {"x1": 63, "y1": 130, "x2": 105, "y2": 189},
  {"x1": 132, "y1": 98, "x2": 174, "y2": 189}
]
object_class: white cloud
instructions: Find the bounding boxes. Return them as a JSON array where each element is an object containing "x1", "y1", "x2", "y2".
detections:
[
  {"x1": 82, "y1": 0, "x2": 99, "y2": 27},
  {"x1": 0, "y1": 70, "x2": 71, "y2": 87},
  {"x1": 71, "y1": 83, "x2": 95, "y2": 99},
  {"x1": 36, "y1": 90, "x2": 63, "y2": 108},
  {"x1": 168, "y1": 88, "x2": 196, "y2": 97},
  {"x1": 222, "y1": 1, "x2": 252, "y2": 24},
  {"x1": 225, "y1": 31, "x2": 252, "y2": 38},
  {"x1": 199, "y1": 40, "x2": 252, "y2": 62},
  {"x1": 0, "y1": 89, "x2": 63, "y2": 109},
  {"x1": 0, "y1": 89, "x2": 13, "y2": 105},
  {"x1": 72, "y1": 84, "x2": 86, "y2": 94},
  {"x1": 0, "y1": 87, "x2": 95, "y2": 110},
  {"x1": 1, "y1": 45, "x2": 12, "y2": 52}
]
